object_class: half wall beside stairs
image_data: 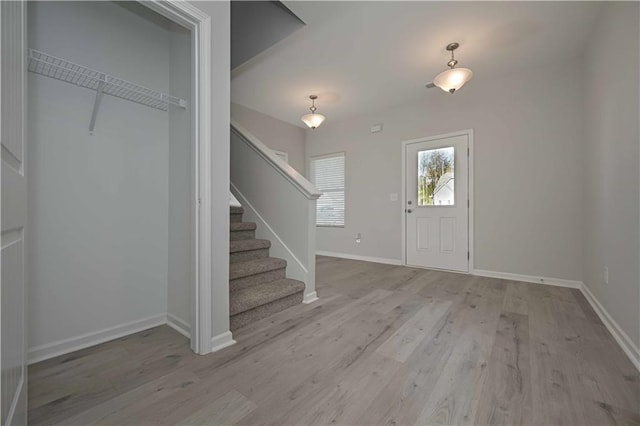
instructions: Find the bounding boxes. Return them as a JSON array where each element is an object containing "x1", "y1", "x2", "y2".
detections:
[{"x1": 230, "y1": 120, "x2": 322, "y2": 303}]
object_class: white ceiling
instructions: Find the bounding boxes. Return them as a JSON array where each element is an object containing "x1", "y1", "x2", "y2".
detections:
[{"x1": 231, "y1": 1, "x2": 602, "y2": 128}]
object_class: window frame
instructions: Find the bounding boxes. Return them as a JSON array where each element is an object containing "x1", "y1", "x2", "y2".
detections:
[{"x1": 309, "y1": 151, "x2": 346, "y2": 228}]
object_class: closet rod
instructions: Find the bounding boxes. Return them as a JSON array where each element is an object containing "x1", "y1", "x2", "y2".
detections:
[{"x1": 28, "y1": 49, "x2": 187, "y2": 133}]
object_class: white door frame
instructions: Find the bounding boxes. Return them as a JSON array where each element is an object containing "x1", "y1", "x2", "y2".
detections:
[
  {"x1": 140, "y1": 1, "x2": 213, "y2": 355},
  {"x1": 1, "y1": 1, "x2": 28, "y2": 423},
  {"x1": 401, "y1": 129, "x2": 475, "y2": 272}
]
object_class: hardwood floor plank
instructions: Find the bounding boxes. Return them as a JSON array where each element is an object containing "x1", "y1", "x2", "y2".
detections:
[
  {"x1": 502, "y1": 281, "x2": 529, "y2": 316},
  {"x1": 59, "y1": 370, "x2": 200, "y2": 425},
  {"x1": 177, "y1": 390, "x2": 256, "y2": 426},
  {"x1": 474, "y1": 312, "x2": 532, "y2": 425},
  {"x1": 375, "y1": 299, "x2": 452, "y2": 362},
  {"x1": 233, "y1": 300, "x2": 421, "y2": 425},
  {"x1": 28, "y1": 256, "x2": 639, "y2": 425},
  {"x1": 414, "y1": 332, "x2": 491, "y2": 425},
  {"x1": 292, "y1": 353, "x2": 404, "y2": 425}
]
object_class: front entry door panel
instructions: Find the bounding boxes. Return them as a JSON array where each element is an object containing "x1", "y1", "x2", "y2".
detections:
[{"x1": 405, "y1": 134, "x2": 469, "y2": 272}]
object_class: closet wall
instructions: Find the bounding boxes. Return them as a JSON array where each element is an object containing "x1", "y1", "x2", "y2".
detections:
[
  {"x1": 167, "y1": 23, "x2": 192, "y2": 333},
  {"x1": 28, "y1": 1, "x2": 190, "y2": 360}
]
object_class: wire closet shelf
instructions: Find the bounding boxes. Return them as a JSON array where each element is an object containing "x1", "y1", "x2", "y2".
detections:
[{"x1": 28, "y1": 49, "x2": 187, "y2": 112}]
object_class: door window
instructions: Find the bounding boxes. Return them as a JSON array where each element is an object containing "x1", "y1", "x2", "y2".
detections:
[{"x1": 417, "y1": 146, "x2": 455, "y2": 206}]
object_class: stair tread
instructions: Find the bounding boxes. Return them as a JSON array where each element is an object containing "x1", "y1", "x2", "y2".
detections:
[
  {"x1": 230, "y1": 278, "x2": 305, "y2": 316},
  {"x1": 230, "y1": 239, "x2": 271, "y2": 253},
  {"x1": 230, "y1": 257, "x2": 286, "y2": 281},
  {"x1": 230, "y1": 206, "x2": 244, "y2": 214},
  {"x1": 230, "y1": 222, "x2": 257, "y2": 232}
]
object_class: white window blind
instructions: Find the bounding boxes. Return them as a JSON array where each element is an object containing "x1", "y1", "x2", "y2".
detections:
[{"x1": 310, "y1": 152, "x2": 345, "y2": 227}]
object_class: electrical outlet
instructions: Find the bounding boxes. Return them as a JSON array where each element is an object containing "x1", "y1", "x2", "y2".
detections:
[
  {"x1": 604, "y1": 266, "x2": 609, "y2": 284},
  {"x1": 355, "y1": 233, "x2": 361, "y2": 244}
]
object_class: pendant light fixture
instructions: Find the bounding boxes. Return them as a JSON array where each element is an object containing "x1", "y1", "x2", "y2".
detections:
[
  {"x1": 428, "y1": 42, "x2": 473, "y2": 94},
  {"x1": 301, "y1": 95, "x2": 326, "y2": 129}
]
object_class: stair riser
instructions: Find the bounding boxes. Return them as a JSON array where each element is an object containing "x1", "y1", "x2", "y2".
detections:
[
  {"x1": 230, "y1": 230, "x2": 255, "y2": 241},
  {"x1": 230, "y1": 268, "x2": 286, "y2": 292},
  {"x1": 230, "y1": 291, "x2": 303, "y2": 330},
  {"x1": 230, "y1": 248, "x2": 269, "y2": 263},
  {"x1": 230, "y1": 213, "x2": 243, "y2": 223}
]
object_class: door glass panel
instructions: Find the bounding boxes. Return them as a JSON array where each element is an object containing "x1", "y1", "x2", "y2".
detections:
[{"x1": 417, "y1": 146, "x2": 455, "y2": 206}]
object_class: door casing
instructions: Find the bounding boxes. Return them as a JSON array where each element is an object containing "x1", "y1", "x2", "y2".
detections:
[
  {"x1": 401, "y1": 129, "x2": 474, "y2": 272},
  {"x1": 140, "y1": 1, "x2": 216, "y2": 355}
]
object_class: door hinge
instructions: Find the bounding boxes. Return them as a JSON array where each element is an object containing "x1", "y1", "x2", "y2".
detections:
[
  {"x1": 467, "y1": 147, "x2": 469, "y2": 156},
  {"x1": 197, "y1": 198, "x2": 201, "y2": 208},
  {"x1": 467, "y1": 199, "x2": 470, "y2": 208},
  {"x1": 467, "y1": 251, "x2": 470, "y2": 260}
]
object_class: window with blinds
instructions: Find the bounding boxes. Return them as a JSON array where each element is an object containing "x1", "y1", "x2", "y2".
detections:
[{"x1": 310, "y1": 152, "x2": 345, "y2": 227}]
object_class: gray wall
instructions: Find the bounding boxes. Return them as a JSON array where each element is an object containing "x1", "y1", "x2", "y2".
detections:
[
  {"x1": 583, "y1": 2, "x2": 639, "y2": 347},
  {"x1": 231, "y1": 1, "x2": 304, "y2": 70},
  {"x1": 231, "y1": 102, "x2": 306, "y2": 173},
  {"x1": 167, "y1": 24, "x2": 192, "y2": 329},
  {"x1": 306, "y1": 59, "x2": 584, "y2": 282},
  {"x1": 28, "y1": 1, "x2": 170, "y2": 350}
]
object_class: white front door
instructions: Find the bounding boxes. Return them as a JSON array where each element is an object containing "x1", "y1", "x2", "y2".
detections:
[
  {"x1": 1, "y1": 1, "x2": 28, "y2": 424},
  {"x1": 404, "y1": 132, "x2": 469, "y2": 272}
]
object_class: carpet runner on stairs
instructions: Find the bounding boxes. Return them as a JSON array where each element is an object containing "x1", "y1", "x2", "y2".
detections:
[{"x1": 229, "y1": 206, "x2": 304, "y2": 330}]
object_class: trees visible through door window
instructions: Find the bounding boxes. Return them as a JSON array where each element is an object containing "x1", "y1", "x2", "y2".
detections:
[
  {"x1": 310, "y1": 152, "x2": 345, "y2": 226},
  {"x1": 418, "y1": 147, "x2": 455, "y2": 206}
]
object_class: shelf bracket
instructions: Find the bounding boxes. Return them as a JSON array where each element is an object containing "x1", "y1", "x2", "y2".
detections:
[{"x1": 89, "y1": 77, "x2": 106, "y2": 134}]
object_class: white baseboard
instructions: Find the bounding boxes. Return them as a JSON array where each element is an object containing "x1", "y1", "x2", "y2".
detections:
[
  {"x1": 210, "y1": 331, "x2": 236, "y2": 353},
  {"x1": 580, "y1": 283, "x2": 640, "y2": 371},
  {"x1": 303, "y1": 291, "x2": 318, "y2": 304},
  {"x1": 473, "y1": 269, "x2": 582, "y2": 289},
  {"x1": 28, "y1": 314, "x2": 166, "y2": 365},
  {"x1": 166, "y1": 313, "x2": 191, "y2": 339},
  {"x1": 316, "y1": 251, "x2": 403, "y2": 266},
  {"x1": 29, "y1": 315, "x2": 242, "y2": 363}
]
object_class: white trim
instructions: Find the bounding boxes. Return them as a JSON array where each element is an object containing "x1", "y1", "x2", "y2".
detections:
[
  {"x1": 580, "y1": 283, "x2": 640, "y2": 371},
  {"x1": 229, "y1": 191, "x2": 241, "y2": 208},
  {"x1": 316, "y1": 250, "x2": 403, "y2": 266},
  {"x1": 473, "y1": 269, "x2": 582, "y2": 289},
  {"x1": 166, "y1": 313, "x2": 191, "y2": 339},
  {"x1": 28, "y1": 314, "x2": 166, "y2": 365},
  {"x1": 303, "y1": 291, "x2": 319, "y2": 304},
  {"x1": 232, "y1": 183, "x2": 309, "y2": 277},
  {"x1": 401, "y1": 129, "x2": 474, "y2": 271},
  {"x1": 231, "y1": 120, "x2": 321, "y2": 200},
  {"x1": 141, "y1": 0, "x2": 213, "y2": 355},
  {"x1": 210, "y1": 331, "x2": 236, "y2": 353},
  {"x1": 272, "y1": 149, "x2": 289, "y2": 163}
]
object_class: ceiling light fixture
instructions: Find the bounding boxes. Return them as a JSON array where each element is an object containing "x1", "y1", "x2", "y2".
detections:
[
  {"x1": 427, "y1": 42, "x2": 472, "y2": 94},
  {"x1": 301, "y1": 95, "x2": 326, "y2": 129}
]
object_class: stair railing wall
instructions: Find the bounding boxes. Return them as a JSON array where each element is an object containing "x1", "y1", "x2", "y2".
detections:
[{"x1": 230, "y1": 120, "x2": 321, "y2": 303}]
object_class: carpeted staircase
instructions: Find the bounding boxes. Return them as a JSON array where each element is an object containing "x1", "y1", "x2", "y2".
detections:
[{"x1": 229, "y1": 205, "x2": 305, "y2": 330}]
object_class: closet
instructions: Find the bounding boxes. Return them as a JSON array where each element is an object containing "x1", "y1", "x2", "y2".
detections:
[{"x1": 27, "y1": 1, "x2": 194, "y2": 362}]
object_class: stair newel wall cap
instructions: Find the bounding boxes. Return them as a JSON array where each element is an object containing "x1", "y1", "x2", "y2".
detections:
[{"x1": 231, "y1": 119, "x2": 322, "y2": 200}]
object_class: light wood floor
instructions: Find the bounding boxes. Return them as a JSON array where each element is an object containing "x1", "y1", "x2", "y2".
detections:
[{"x1": 29, "y1": 256, "x2": 639, "y2": 425}]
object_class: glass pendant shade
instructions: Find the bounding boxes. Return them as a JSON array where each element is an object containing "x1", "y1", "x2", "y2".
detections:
[
  {"x1": 301, "y1": 113, "x2": 326, "y2": 129},
  {"x1": 433, "y1": 67, "x2": 473, "y2": 94}
]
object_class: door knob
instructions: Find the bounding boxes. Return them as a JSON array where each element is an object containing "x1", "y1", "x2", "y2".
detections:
[{"x1": 406, "y1": 209, "x2": 413, "y2": 213}]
